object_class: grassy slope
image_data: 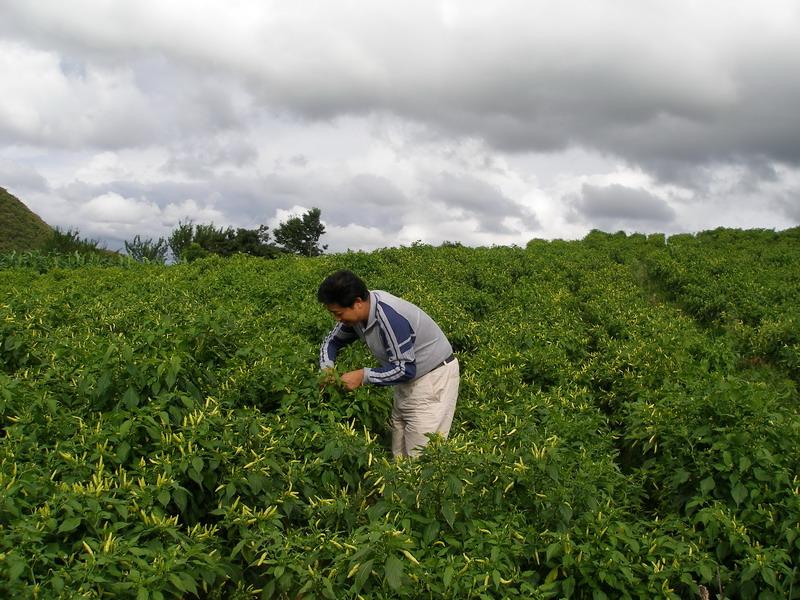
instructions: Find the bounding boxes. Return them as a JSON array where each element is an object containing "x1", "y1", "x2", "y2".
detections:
[{"x1": 0, "y1": 186, "x2": 53, "y2": 252}]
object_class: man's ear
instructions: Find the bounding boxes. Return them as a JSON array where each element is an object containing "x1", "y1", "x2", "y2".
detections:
[{"x1": 354, "y1": 297, "x2": 369, "y2": 318}]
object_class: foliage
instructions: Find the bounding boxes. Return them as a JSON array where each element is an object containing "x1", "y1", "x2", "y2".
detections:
[
  {"x1": 0, "y1": 228, "x2": 798, "y2": 598},
  {"x1": 0, "y1": 250, "x2": 133, "y2": 272},
  {"x1": 42, "y1": 227, "x2": 106, "y2": 255},
  {"x1": 0, "y1": 223, "x2": 128, "y2": 272},
  {"x1": 273, "y1": 207, "x2": 327, "y2": 256},
  {"x1": 167, "y1": 219, "x2": 195, "y2": 262},
  {"x1": 124, "y1": 235, "x2": 169, "y2": 264},
  {"x1": 168, "y1": 220, "x2": 281, "y2": 262}
]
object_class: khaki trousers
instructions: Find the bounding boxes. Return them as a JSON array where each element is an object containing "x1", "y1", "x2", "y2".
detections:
[{"x1": 391, "y1": 358, "x2": 460, "y2": 458}]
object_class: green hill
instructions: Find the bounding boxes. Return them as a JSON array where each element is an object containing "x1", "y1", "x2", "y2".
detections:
[{"x1": 0, "y1": 186, "x2": 53, "y2": 252}]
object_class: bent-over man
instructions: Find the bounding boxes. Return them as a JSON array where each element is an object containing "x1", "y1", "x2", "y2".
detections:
[{"x1": 317, "y1": 269, "x2": 459, "y2": 458}]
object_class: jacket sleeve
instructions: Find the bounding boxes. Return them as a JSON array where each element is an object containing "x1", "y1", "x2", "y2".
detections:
[
  {"x1": 364, "y1": 301, "x2": 417, "y2": 385},
  {"x1": 319, "y1": 322, "x2": 358, "y2": 369}
]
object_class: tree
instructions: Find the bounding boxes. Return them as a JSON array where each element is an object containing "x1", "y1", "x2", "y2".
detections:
[
  {"x1": 273, "y1": 208, "x2": 327, "y2": 257},
  {"x1": 168, "y1": 220, "x2": 195, "y2": 262},
  {"x1": 167, "y1": 220, "x2": 281, "y2": 262},
  {"x1": 228, "y1": 226, "x2": 278, "y2": 258},
  {"x1": 124, "y1": 235, "x2": 169, "y2": 264}
]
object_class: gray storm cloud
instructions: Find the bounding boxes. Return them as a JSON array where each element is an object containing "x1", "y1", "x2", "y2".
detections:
[
  {"x1": 428, "y1": 172, "x2": 539, "y2": 234},
  {"x1": 329, "y1": 175, "x2": 409, "y2": 230},
  {"x1": 3, "y1": 1, "x2": 799, "y2": 174},
  {"x1": 570, "y1": 184, "x2": 676, "y2": 225},
  {"x1": 1, "y1": 1, "x2": 798, "y2": 250}
]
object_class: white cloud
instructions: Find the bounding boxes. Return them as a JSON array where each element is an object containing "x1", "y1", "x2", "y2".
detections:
[
  {"x1": 1, "y1": 1, "x2": 798, "y2": 251},
  {"x1": 324, "y1": 223, "x2": 388, "y2": 253},
  {"x1": 79, "y1": 192, "x2": 156, "y2": 224},
  {"x1": 0, "y1": 41, "x2": 157, "y2": 148}
]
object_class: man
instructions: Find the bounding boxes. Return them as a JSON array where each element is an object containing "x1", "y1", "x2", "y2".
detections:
[{"x1": 317, "y1": 269, "x2": 459, "y2": 458}]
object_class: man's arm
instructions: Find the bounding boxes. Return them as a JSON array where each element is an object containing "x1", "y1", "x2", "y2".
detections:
[
  {"x1": 364, "y1": 302, "x2": 417, "y2": 386},
  {"x1": 319, "y1": 322, "x2": 358, "y2": 369}
]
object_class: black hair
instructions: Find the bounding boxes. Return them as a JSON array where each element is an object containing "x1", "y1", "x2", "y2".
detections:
[{"x1": 317, "y1": 269, "x2": 369, "y2": 307}]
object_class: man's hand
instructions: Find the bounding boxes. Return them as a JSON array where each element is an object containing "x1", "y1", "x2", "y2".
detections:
[{"x1": 340, "y1": 369, "x2": 364, "y2": 391}]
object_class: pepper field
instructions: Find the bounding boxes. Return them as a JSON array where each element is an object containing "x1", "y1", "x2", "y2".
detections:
[{"x1": 1, "y1": 228, "x2": 798, "y2": 599}]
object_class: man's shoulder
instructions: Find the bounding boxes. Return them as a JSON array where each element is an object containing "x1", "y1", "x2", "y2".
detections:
[
  {"x1": 373, "y1": 290, "x2": 414, "y2": 312},
  {"x1": 372, "y1": 289, "x2": 396, "y2": 302}
]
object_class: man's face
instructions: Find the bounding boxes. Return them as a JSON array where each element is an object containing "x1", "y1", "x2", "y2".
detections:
[{"x1": 325, "y1": 298, "x2": 368, "y2": 326}]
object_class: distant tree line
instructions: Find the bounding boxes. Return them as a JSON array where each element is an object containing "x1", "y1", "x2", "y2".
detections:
[
  {"x1": 18, "y1": 207, "x2": 328, "y2": 265},
  {"x1": 124, "y1": 207, "x2": 327, "y2": 264}
]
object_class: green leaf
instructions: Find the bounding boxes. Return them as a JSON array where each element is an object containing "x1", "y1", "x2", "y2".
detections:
[
  {"x1": 722, "y1": 450, "x2": 733, "y2": 468},
  {"x1": 7, "y1": 555, "x2": 26, "y2": 581},
  {"x1": 158, "y1": 490, "x2": 170, "y2": 507},
  {"x1": 117, "y1": 441, "x2": 131, "y2": 463},
  {"x1": 58, "y1": 516, "x2": 82, "y2": 533},
  {"x1": 731, "y1": 482, "x2": 748, "y2": 505},
  {"x1": 231, "y1": 539, "x2": 247, "y2": 559},
  {"x1": 492, "y1": 569, "x2": 502, "y2": 587},
  {"x1": 188, "y1": 468, "x2": 202, "y2": 485},
  {"x1": 322, "y1": 577, "x2": 336, "y2": 599},
  {"x1": 671, "y1": 469, "x2": 690, "y2": 485},
  {"x1": 354, "y1": 559, "x2": 374, "y2": 591},
  {"x1": 443, "y1": 565, "x2": 454, "y2": 588},
  {"x1": 97, "y1": 371, "x2": 112, "y2": 396},
  {"x1": 441, "y1": 503, "x2": 455, "y2": 528},
  {"x1": 173, "y1": 488, "x2": 188, "y2": 514},
  {"x1": 700, "y1": 476, "x2": 715, "y2": 495},
  {"x1": 136, "y1": 588, "x2": 149, "y2": 600},
  {"x1": 753, "y1": 467, "x2": 772, "y2": 481},
  {"x1": 261, "y1": 580, "x2": 276, "y2": 599},
  {"x1": 166, "y1": 358, "x2": 179, "y2": 389},
  {"x1": 192, "y1": 456, "x2": 204, "y2": 473},
  {"x1": 423, "y1": 520, "x2": 440, "y2": 545},
  {"x1": 562, "y1": 576, "x2": 576, "y2": 597},
  {"x1": 123, "y1": 387, "x2": 139, "y2": 409},
  {"x1": 169, "y1": 573, "x2": 187, "y2": 592},
  {"x1": 226, "y1": 482, "x2": 236, "y2": 499},
  {"x1": 762, "y1": 566, "x2": 778, "y2": 588},
  {"x1": 740, "y1": 562, "x2": 758, "y2": 582},
  {"x1": 180, "y1": 573, "x2": 198, "y2": 595},
  {"x1": 739, "y1": 581, "x2": 757, "y2": 598},
  {"x1": 546, "y1": 542, "x2": 562, "y2": 562},
  {"x1": 384, "y1": 554, "x2": 404, "y2": 590}
]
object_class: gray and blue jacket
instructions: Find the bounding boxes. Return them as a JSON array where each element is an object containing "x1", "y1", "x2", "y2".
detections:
[{"x1": 319, "y1": 290, "x2": 453, "y2": 386}]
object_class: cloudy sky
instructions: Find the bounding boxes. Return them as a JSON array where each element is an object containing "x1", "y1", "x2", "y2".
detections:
[{"x1": 1, "y1": 1, "x2": 799, "y2": 253}]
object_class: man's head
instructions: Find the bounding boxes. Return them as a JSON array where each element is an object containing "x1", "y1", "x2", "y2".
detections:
[{"x1": 317, "y1": 269, "x2": 370, "y2": 325}]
